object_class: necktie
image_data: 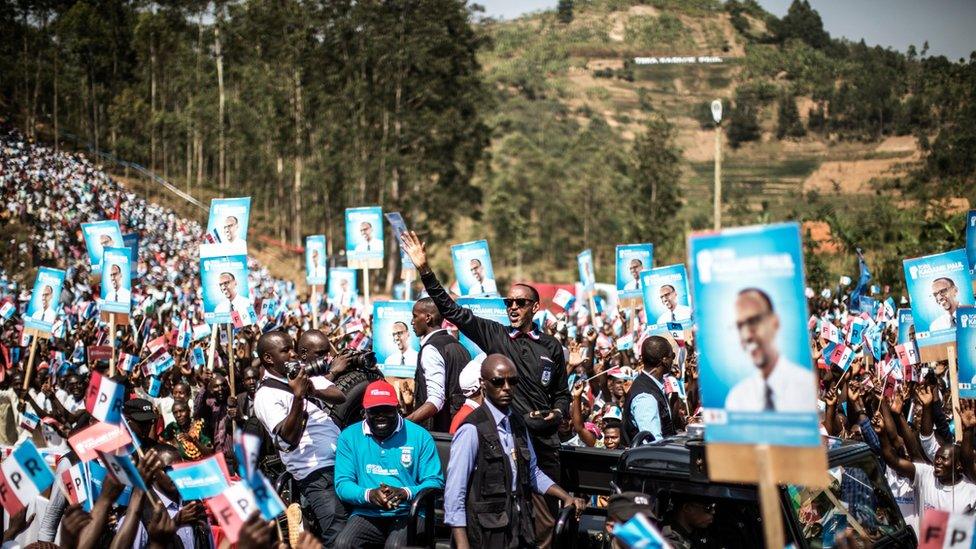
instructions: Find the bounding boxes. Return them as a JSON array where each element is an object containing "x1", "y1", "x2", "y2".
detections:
[
  {"x1": 400, "y1": 355, "x2": 405, "y2": 365},
  {"x1": 111, "y1": 292, "x2": 117, "y2": 302},
  {"x1": 230, "y1": 301, "x2": 236, "y2": 312},
  {"x1": 952, "y1": 316, "x2": 957, "y2": 327},
  {"x1": 764, "y1": 383, "x2": 775, "y2": 411},
  {"x1": 671, "y1": 311, "x2": 676, "y2": 322}
]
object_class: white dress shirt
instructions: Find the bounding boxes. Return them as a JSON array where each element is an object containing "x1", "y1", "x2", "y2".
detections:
[
  {"x1": 214, "y1": 293, "x2": 251, "y2": 314},
  {"x1": 930, "y1": 312, "x2": 955, "y2": 332},
  {"x1": 656, "y1": 304, "x2": 692, "y2": 325},
  {"x1": 117, "y1": 487, "x2": 202, "y2": 549},
  {"x1": 104, "y1": 287, "x2": 131, "y2": 305},
  {"x1": 623, "y1": 279, "x2": 640, "y2": 291},
  {"x1": 253, "y1": 371, "x2": 341, "y2": 480},
  {"x1": 724, "y1": 355, "x2": 817, "y2": 412},
  {"x1": 31, "y1": 307, "x2": 56, "y2": 323},
  {"x1": 468, "y1": 279, "x2": 497, "y2": 295},
  {"x1": 418, "y1": 329, "x2": 447, "y2": 412},
  {"x1": 385, "y1": 348, "x2": 419, "y2": 368}
]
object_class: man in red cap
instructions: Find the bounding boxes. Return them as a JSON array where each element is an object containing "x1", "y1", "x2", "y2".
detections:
[{"x1": 333, "y1": 380, "x2": 444, "y2": 548}]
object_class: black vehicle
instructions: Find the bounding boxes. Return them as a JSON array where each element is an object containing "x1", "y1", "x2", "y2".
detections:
[{"x1": 400, "y1": 433, "x2": 915, "y2": 549}]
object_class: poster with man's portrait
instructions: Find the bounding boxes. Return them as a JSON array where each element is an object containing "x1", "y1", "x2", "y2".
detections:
[
  {"x1": 328, "y1": 268, "x2": 359, "y2": 309},
  {"x1": 345, "y1": 207, "x2": 384, "y2": 269},
  {"x1": 956, "y1": 306, "x2": 976, "y2": 399},
  {"x1": 206, "y1": 197, "x2": 251, "y2": 255},
  {"x1": 578, "y1": 249, "x2": 595, "y2": 294},
  {"x1": 639, "y1": 264, "x2": 692, "y2": 330},
  {"x1": 451, "y1": 240, "x2": 498, "y2": 297},
  {"x1": 81, "y1": 220, "x2": 124, "y2": 275},
  {"x1": 305, "y1": 235, "x2": 327, "y2": 286},
  {"x1": 615, "y1": 244, "x2": 653, "y2": 301},
  {"x1": 200, "y1": 244, "x2": 253, "y2": 326},
  {"x1": 24, "y1": 267, "x2": 66, "y2": 334},
  {"x1": 456, "y1": 297, "x2": 508, "y2": 358},
  {"x1": 99, "y1": 247, "x2": 132, "y2": 315},
  {"x1": 372, "y1": 301, "x2": 419, "y2": 378},
  {"x1": 903, "y1": 249, "x2": 972, "y2": 349}
]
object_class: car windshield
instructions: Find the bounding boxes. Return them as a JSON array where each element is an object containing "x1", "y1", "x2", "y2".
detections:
[{"x1": 787, "y1": 455, "x2": 905, "y2": 548}]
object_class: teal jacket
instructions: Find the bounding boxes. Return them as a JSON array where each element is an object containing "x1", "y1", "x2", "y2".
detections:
[{"x1": 334, "y1": 417, "x2": 444, "y2": 517}]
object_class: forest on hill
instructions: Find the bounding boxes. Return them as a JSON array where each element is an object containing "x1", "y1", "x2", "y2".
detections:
[{"x1": 1, "y1": 0, "x2": 973, "y2": 292}]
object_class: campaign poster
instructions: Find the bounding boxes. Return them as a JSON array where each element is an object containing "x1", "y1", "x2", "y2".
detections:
[
  {"x1": 966, "y1": 210, "x2": 975, "y2": 276},
  {"x1": 121, "y1": 233, "x2": 140, "y2": 279},
  {"x1": 456, "y1": 297, "x2": 508, "y2": 358},
  {"x1": 200, "y1": 245, "x2": 253, "y2": 325},
  {"x1": 689, "y1": 222, "x2": 820, "y2": 447},
  {"x1": 897, "y1": 308, "x2": 914, "y2": 345},
  {"x1": 99, "y1": 247, "x2": 132, "y2": 315},
  {"x1": 305, "y1": 235, "x2": 327, "y2": 286},
  {"x1": 451, "y1": 240, "x2": 498, "y2": 297},
  {"x1": 206, "y1": 197, "x2": 251, "y2": 254},
  {"x1": 384, "y1": 212, "x2": 415, "y2": 274},
  {"x1": 903, "y1": 249, "x2": 973, "y2": 349},
  {"x1": 956, "y1": 307, "x2": 976, "y2": 399},
  {"x1": 81, "y1": 220, "x2": 123, "y2": 275},
  {"x1": 578, "y1": 249, "x2": 595, "y2": 294},
  {"x1": 640, "y1": 264, "x2": 693, "y2": 329},
  {"x1": 24, "y1": 267, "x2": 66, "y2": 333},
  {"x1": 327, "y1": 267, "x2": 359, "y2": 309},
  {"x1": 372, "y1": 301, "x2": 419, "y2": 378},
  {"x1": 345, "y1": 206, "x2": 384, "y2": 269},
  {"x1": 616, "y1": 244, "x2": 653, "y2": 301}
]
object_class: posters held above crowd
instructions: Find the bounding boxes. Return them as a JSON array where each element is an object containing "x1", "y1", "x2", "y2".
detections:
[
  {"x1": 345, "y1": 206, "x2": 384, "y2": 269},
  {"x1": 903, "y1": 249, "x2": 973, "y2": 353},
  {"x1": 640, "y1": 264, "x2": 693, "y2": 329},
  {"x1": 615, "y1": 243, "x2": 653, "y2": 302},
  {"x1": 81, "y1": 220, "x2": 123, "y2": 275},
  {"x1": 578, "y1": 249, "x2": 595, "y2": 294},
  {"x1": 200, "y1": 244, "x2": 254, "y2": 326},
  {"x1": 24, "y1": 267, "x2": 65, "y2": 334},
  {"x1": 305, "y1": 235, "x2": 328, "y2": 286},
  {"x1": 372, "y1": 301, "x2": 419, "y2": 378},
  {"x1": 205, "y1": 197, "x2": 251, "y2": 254},
  {"x1": 451, "y1": 240, "x2": 498, "y2": 297},
  {"x1": 328, "y1": 267, "x2": 358, "y2": 309},
  {"x1": 99, "y1": 247, "x2": 133, "y2": 315},
  {"x1": 385, "y1": 212, "x2": 415, "y2": 275}
]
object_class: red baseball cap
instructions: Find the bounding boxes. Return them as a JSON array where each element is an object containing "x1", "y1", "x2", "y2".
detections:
[{"x1": 362, "y1": 380, "x2": 399, "y2": 409}]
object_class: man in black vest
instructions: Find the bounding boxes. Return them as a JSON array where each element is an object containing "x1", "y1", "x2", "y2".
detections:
[
  {"x1": 621, "y1": 336, "x2": 677, "y2": 446},
  {"x1": 401, "y1": 231, "x2": 570, "y2": 547},
  {"x1": 444, "y1": 354, "x2": 583, "y2": 549},
  {"x1": 406, "y1": 297, "x2": 471, "y2": 431}
]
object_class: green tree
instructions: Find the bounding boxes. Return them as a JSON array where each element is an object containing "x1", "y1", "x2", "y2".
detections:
[
  {"x1": 557, "y1": 0, "x2": 573, "y2": 24},
  {"x1": 776, "y1": 93, "x2": 805, "y2": 139},
  {"x1": 628, "y1": 114, "x2": 683, "y2": 252},
  {"x1": 771, "y1": 0, "x2": 829, "y2": 49}
]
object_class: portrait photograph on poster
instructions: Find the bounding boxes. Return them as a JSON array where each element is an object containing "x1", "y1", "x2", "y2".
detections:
[
  {"x1": 615, "y1": 243, "x2": 653, "y2": 302},
  {"x1": 372, "y1": 301, "x2": 419, "y2": 378},
  {"x1": 99, "y1": 247, "x2": 132, "y2": 315},
  {"x1": 345, "y1": 206, "x2": 384, "y2": 269},
  {"x1": 451, "y1": 240, "x2": 498, "y2": 297},
  {"x1": 640, "y1": 264, "x2": 693, "y2": 329},
  {"x1": 305, "y1": 235, "x2": 327, "y2": 286},
  {"x1": 24, "y1": 267, "x2": 65, "y2": 333},
  {"x1": 206, "y1": 197, "x2": 251, "y2": 254},
  {"x1": 81, "y1": 220, "x2": 123, "y2": 275},
  {"x1": 903, "y1": 248, "x2": 973, "y2": 352},
  {"x1": 328, "y1": 267, "x2": 359, "y2": 309},
  {"x1": 200, "y1": 245, "x2": 253, "y2": 326}
]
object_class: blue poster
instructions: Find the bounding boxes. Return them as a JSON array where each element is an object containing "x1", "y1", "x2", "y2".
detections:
[
  {"x1": 81, "y1": 220, "x2": 123, "y2": 274},
  {"x1": 327, "y1": 268, "x2": 359, "y2": 309},
  {"x1": 99, "y1": 247, "x2": 132, "y2": 314},
  {"x1": 200, "y1": 246, "x2": 252, "y2": 325},
  {"x1": 616, "y1": 244, "x2": 653, "y2": 300},
  {"x1": 345, "y1": 206, "x2": 384, "y2": 268},
  {"x1": 451, "y1": 240, "x2": 498, "y2": 297},
  {"x1": 24, "y1": 267, "x2": 65, "y2": 333},
  {"x1": 305, "y1": 235, "x2": 327, "y2": 285},
  {"x1": 206, "y1": 197, "x2": 251, "y2": 254},
  {"x1": 372, "y1": 301, "x2": 419, "y2": 378},
  {"x1": 903, "y1": 249, "x2": 973, "y2": 348},
  {"x1": 384, "y1": 212, "x2": 415, "y2": 272},
  {"x1": 897, "y1": 308, "x2": 914, "y2": 345},
  {"x1": 456, "y1": 297, "x2": 508, "y2": 358},
  {"x1": 967, "y1": 210, "x2": 975, "y2": 276},
  {"x1": 578, "y1": 249, "x2": 595, "y2": 293},
  {"x1": 957, "y1": 307, "x2": 976, "y2": 399},
  {"x1": 640, "y1": 264, "x2": 693, "y2": 329},
  {"x1": 122, "y1": 234, "x2": 140, "y2": 279},
  {"x1": 689, "y1": 222, "x2": 820, "y2": 447},
  {"x1": 166, "y1": 456, "x2": 229, "y2": 501}
]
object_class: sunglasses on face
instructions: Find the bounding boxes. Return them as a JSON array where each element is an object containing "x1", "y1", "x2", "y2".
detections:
[
  {"x1": 486, "y1": 376, "x2": 520, "y2": 388},
  {"x1": 503, "y1": 298, "x2": 535, "y2": 309}
]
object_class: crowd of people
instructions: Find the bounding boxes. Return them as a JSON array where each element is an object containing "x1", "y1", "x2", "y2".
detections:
[{"x1": 0, "y1": 124, "x2": 965, "y2": 549}]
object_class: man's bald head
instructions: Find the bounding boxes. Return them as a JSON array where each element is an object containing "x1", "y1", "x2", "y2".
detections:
[
  {"x1": 481, "y1": 353, "x2": 516, "y2": 380},
  {"x1": 414, "y1": 298, "x2": 441, "y2": 326},
  {"x1": 297, "y1": 329, "x2": 330, "y2": 361}
]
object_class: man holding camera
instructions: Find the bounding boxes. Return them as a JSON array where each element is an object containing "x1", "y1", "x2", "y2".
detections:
[{"x1": 253, "y1": 330, "x2": 348, "y2": 544}]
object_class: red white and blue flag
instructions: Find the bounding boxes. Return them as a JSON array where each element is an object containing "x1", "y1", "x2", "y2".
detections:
[
  {"x1": 0, "y1": 439, "x2": 56, "y2": 514},
  {"x1": 85, "y1": 371, "x2": 126, "y2": 424}
]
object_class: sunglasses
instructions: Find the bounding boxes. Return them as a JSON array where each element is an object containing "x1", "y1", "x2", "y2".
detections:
[
  {"x1": 503, "y1": 298, "x2": 535, "y2": 309},
  {"x1": 486, "y1": 376, "x2": 520, "y2": 388}
]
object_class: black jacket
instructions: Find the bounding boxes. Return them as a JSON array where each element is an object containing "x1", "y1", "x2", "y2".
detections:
[
  {"x1": 621, "y1": 372, "x2": 675, "y2": 445},
  {"x1": 414, "y1": 329, "x2": 471, "y2": 432}
]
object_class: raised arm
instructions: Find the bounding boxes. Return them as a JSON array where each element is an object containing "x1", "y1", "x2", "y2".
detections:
[
  {"x1": 570, "y1": 381, "x2": 597, "y2": 447},
  {"x1": 957, "y1": 400, "x2": 976, "y2": 482},
  {"x1": 877, "y1": 414, "x2": 916, "y2": 481},
  {"x1": 888, "y1": 384, "x2": 925, "y2": 461}
]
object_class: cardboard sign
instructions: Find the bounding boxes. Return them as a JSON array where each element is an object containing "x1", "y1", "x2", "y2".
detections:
[
  {"x1": 918, "y1": 508, "x2": 975, "y2": 549},
  {"x1": 68, "y1": 421, "x2": 132, "y2": 462}
]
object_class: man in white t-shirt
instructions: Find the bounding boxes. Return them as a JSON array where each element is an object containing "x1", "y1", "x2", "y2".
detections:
[{"x1": 881, "y1": 432, "x2": 976, "y2": 514}]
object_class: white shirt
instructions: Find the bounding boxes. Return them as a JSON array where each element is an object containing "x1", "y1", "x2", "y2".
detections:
[
  {"x1": 103, "y1": 287, "x2": 131, "y2": 306},
  {"x1": 308, "y1": 265, "x2": 326, "y2": 280},
  {"x1": 214, "y1": 292, "x2": 251, "y2": 314},
  {"x1": 355, "y1": 240, "x2": 377, "y2": 253},
  {"x1": 31, "y1": 306, "x2": 56, "y2": 323},
  {"x1": 913, "y1": 462, "x2": 976, "y2": 513},
  {"x1": 930, "y1": 312, "x2": 955, "y2": 332},
  {"x1": 418, "y1": 330, "x2": 447, "y2": 412},
  {"x1": 885, "y1": 467, "x2": 917, "y2": 533},
  {"x1": 467, "y1": 279, "x2": 497, "y2": 296},
  {"x1": 253, "y1": 371, "x2": 341, "y2": 480},
  {"x1": 724, "y1": 356, "x2": 817, "y2": 412},
  {"x1": 117, "y1": 487, "x2": 200, "y2": 549},
  {"x1": 656, "y1": 304, "x2": 692, "y2": 325},
  {"x1": 623, "y1": 279, "x2": 640, "y2": 291},
  {"x1": 385, "y1": 348, "x2": 419, "y2": 368}
]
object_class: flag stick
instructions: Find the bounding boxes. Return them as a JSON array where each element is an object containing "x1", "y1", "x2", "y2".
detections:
[
  {"x1": 108, "y1": 313, "x2": 117, "y2": 378},
  {"x1": 227, "y1": 323, "x2": 237, "y2": 434},
  {"x1": 22, "y1": 335, "x2": 39, "y2": 392}
]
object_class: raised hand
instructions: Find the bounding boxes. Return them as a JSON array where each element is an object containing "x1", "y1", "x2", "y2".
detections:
[
  {"x1": 571, "y1": 380, "x2": 586, "y2": 400},
  {"x1": 958, "y1": 400, "x2": 976, "y2": 430},
  {"x1": 399, "y1": 231, "x2": 429, "y2": 272},
  {"x1": 918, "y1": 384, "x2": 935, "y2": 407}
]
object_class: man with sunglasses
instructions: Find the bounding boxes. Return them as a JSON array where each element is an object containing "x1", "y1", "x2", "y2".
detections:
[
  {"x1": 445, "y1": 354, "x2": 583, "y2": 549},
  {"x1": 401, "y1": 231, "x2": 570, "y2": 547},
  {"x1": 724, "y1": 288, "x2": 815, "y2": 412}
]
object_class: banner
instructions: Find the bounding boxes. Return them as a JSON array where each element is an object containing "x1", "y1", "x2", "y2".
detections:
[
  {"x1": 958, "y1": 307, "x2": 976, "y2": 399},
  {"x1": 81, "y1": 220, "x2": 123, "y2": 274},
  {"x1": 85, "y1": 371, "x2": 126, "y2": 424},
  {"x1": 904, "y1": 249, "x2": 973, "y2": 348},
  {"x1": 0, "y1": 439, "x2": 56, "y2": 514},
  {"x1": 345, "y1": 206, "x2": 384, "y2": 269},
  {"x1": 640, "y1": 264, "x2": 693, "y2": 329},
  {"x1": 327, "y1": 267, "x2": 359, "y2": 309},
  {"x1": 577, "y1": 249, "x2": 595, "y2": 294},
  {"x1": 200, "y1": 246, "x2": 253, "y2": 326},
  {"x1": 122, "y1": 233, "x2": 140, "y2": 278},
  {"x1": 24, "y1": 267, "x2": 65, "y2": 333},
  {"x1": 167, "y1": 455, "x2": 230, "y2": 501},
  {"x1": 456, "y1": 297, "x2": 508, "y2": 358},
  {"x1": 689, "y1": 222, "x2": 820, "y2": 447},
  {"x1": 68, "y1": 421, "x2": 132, "y2": 462},
  {"x1": 451, "y1": 240, "x2": 498, "y2": 297},
  {"x1": 372, "y1": 301, "x2": 419, "y2": 378},
  {"x1": 305, "y1": 235, "x2": 328, "y2": 286},
  {"x1": 897, "y1": 308, "x2": 915, "y2": 344},
  {"x1": 384, "y1": 212, "x2": 415, "y2": 272},
  {"x1": 206, "y1": 197, "x2": 251, "y2": 254},
  {"x1": 615, "y1": 244, "x2": 653, "y2": 301},
  {"x1": 99, "y1": 247, "x2": 132, "y2": 314}
]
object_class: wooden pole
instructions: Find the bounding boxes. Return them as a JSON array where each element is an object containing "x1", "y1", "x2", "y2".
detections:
[
  {"x1": 311, "y1": 286, "x2": 319, "y2": 330},
  {"x1": 205, "y1": 326, "x2": 218, "y2": 371},
  {"x1": 108, "y1": 314, "x2": 117, "y2": 378},
  {"x1": 756, "y1": 444, "x2": 785, "y2": 549},
  {"x1": 949, "y1": 344, "x2": 962, "y2": 442},
  {"x1": 226, "y1": 323, "x2": 236, "y2": 434},
  {"x1": 22, "y1": 335, "x2": 39, "y2": 392},
  {"x1": 363, "y1": 268, "x2": 371, "y2": 311},
  {"x1": 713, "y1": 121, "x2": 722, "y2": 231}
]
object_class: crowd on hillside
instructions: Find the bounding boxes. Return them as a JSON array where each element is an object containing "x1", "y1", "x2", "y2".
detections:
[{"x1": 0, "y1": 124, "x2": 966, "y2": 549}]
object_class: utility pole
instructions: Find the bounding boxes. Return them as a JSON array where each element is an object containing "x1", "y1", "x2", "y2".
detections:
[{"x1": 711, "y1": 99, "x2": 723, "y2": 231}]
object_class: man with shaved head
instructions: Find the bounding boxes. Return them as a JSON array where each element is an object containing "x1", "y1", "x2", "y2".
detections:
[
  {"x1": 444, "y1": 355, "x2": 583, "y2": 549},
  {"x1": 621, "y1": 335, "x2": 677, "y2": 445},
  {"x1": 402, "y1": 231, "x2": 570, "y2": 547},
  {"x1": 407, "y1": 297, "x2": 470, "y2": 430},
  {"x1": 725, "y1": 288, "x2": 816, "y2": 412}
]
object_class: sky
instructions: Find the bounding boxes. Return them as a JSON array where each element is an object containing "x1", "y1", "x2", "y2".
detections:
[{"x1": 478, "y1": 0, "x2": 976, "y2": 61}]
